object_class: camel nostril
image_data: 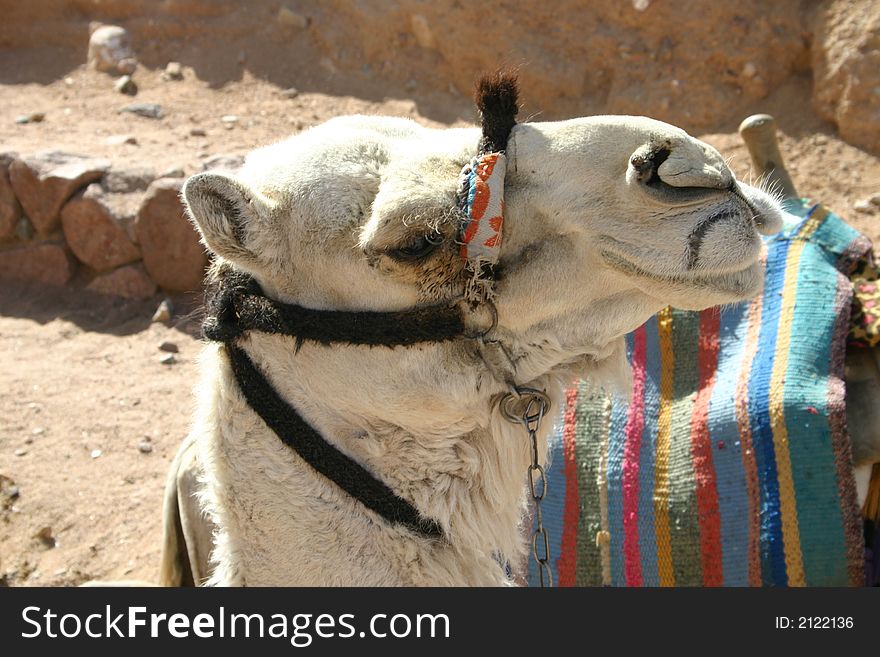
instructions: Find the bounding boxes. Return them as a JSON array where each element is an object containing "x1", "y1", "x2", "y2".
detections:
[{"x1": 630, "y1": 145, "x2": 672, "y2": 185}]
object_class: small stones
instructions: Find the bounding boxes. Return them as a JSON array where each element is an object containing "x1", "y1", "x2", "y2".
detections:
[
  {"x1": 160, "y1": 166, "x2": 185, "y2": 179},
  {"x1": 279, "y1": 87, "x2": 300, "y2": 99},
  {"x1": 34, "y1": 526, "x2": 56, "y2": 548},
  {"x1": 90, "y1": 449, "x2": 103, "y2": 459},
  {"x1": 160, "y1": 353, "x2": 177, "y2": 365},
  {"x1": 15, "y1": 112, "x2": 45, "y2": 124},
  {"x1": 742, "y1": 62, "x2": 757, "y2": 79},
  {"x1": 632, "y1": 0, "x2": 651, "y2": 9},
  {"x1": 189, "y1": 128, "x2": 207, "y2": 137},
  {"x1": 105, "y1": 134, "x2": 138, "y2": 146},
  {"x1": 120, "y1": 103, "x2": 164, "y2": 119},
  {"x1": 114, "y1": 75, "x2": 138, "y2": 96},
  {"x1": 14, "y1": 448, "x2": 28, "y2": 457},
  {"x1": 159, "y1": 341, "x2": 179, "y2": 353},
  {"x1": 854, "y1": 199, "x2": 874, "y2": 214},
  {"x1": 162, "y1": 61, "x2": 184, "y2": 81},
  {"x1": 117, "y1": 58, "x2": 138, "y2": 75},
  {"x1": 137, "y1": 440, "x2": 153, "y2": 454},
  {"x1": 221, "y1": 115, "x2": 239, "y2": 130},
  {"x1": 152, "y1": 297, "x2": 173, "y2": 323},
  {"x1": 1, "y1": 476, "x2": 20, "y2": 500},
  {"x1": 201, "y1": 153, "x2": 245, "y2": 173}
]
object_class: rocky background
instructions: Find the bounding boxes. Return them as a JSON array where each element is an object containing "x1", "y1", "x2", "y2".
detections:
[{"x1": 1, "y1": 0, "x2": 879, "y2": 586}]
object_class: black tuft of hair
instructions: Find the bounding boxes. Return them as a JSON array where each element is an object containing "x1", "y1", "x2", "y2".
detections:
[{"x1": 475, "y1": 72, "x2": 520, "y2": 154}]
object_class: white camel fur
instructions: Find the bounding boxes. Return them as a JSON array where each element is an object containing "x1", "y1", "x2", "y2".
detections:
[{"x1": 178, "y1": 111, "x2": 785, "y2": 586}]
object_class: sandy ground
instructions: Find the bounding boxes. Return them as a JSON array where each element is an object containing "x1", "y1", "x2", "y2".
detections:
[{"x1": 1, "y1": 62, "x2": 879, "y2": 586}]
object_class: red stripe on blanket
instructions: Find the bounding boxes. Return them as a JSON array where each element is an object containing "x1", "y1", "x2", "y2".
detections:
[
  {"x1": 692, "y1": 309, "x2": 723, "y2": 586},
  {"x1": 623, "y1": 326, "x2": 647, "y2": 586},
  {"x1": 558, "y1": 385, "x2": 581, "y2": 586}
]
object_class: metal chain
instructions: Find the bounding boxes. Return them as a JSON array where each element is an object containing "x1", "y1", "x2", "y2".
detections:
[{"x1": 501, "y1": 386, "x2": 552, "y2": 587}]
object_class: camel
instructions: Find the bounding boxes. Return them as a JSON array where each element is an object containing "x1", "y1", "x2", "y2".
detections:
[{"x1": 160, "y1": 75, "x2": 789, "y2": 586}]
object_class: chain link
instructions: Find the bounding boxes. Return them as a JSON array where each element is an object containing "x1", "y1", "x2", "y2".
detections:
[{"x1": 501, "y1": 386, "x2": 552, "y2": 587}]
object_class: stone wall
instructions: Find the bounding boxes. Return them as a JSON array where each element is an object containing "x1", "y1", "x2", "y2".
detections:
[{"x1": 0, "y1": 151, "x2": 207, "y2": 298}]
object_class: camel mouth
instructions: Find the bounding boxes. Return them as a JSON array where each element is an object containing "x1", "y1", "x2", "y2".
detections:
[{"x1": 599, "y1": 248, "x2": 763, "y2": 301}]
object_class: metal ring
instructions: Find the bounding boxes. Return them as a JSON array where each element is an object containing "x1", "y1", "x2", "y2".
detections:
[{"x1": 500, "y1": 386, "x2": 551, "y2": 426}]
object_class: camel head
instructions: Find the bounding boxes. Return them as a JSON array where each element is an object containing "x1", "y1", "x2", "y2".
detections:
[{"x1": 182, "y1": 93, "x2": 784, "y2": 407}]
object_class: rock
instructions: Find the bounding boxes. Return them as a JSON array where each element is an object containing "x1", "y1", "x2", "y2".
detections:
[
  {"x1": 9, "y1": 152, "x2": 110, "y2": 234},
  {"x1": 103, "y1": 167, "x2": 155, "y2": 193},
  {"x1": 158, "y1": 341, "x2": 179, "y2": 353},
  {"x1": 870, "y1": 193, "x2": 880, "y2": 207},
  {"x1": 742, "y1": 62, "x2": 757, "y2": 78},
  {"x1": 410, "y1": 15, "x2": 435, "y2": 49},
  {"x1": 88, "y1": 25, "x2": 136, "y2": 75},
  {"x1": 812, "y1": 1, "x2": 880, "y2": 154},
  {"x1": 137, "y1": 441, "x2": 153, "y2": 454},
  {"x1": 135, "y1": 178, "x2": 207, "y2": 292},
  {"x1": 34, "y1": 526, "x2": 55, "y2": 547},
  {"x1": 61, "y1": 184, "x2": 141, "y2": 271},
  {"x1": 114, "y1": 75, "x2": 137, "y2": 95},
  {"x1": 152, "y1": 298, "x2": 173, "y2": 323},
  {"x1": 104, "y1": 134, "x2": 138, "y2": 146},
  {"x1": 86, "y1": 263, "x2": 157, "y2": 300},
  {"x1": 201, "y1": 153, "x2": 245, "y2": 173},
  {"x1": 0, "y1": 153, "x2": 21, "y2": 241},
  {"x1": 632, "y1": 0, "x2": 651, "y2": 10},
  {"x1": 277, "y1": 6, "x2": 309, "y2": 29},
  {"x1": 279, "y1": 87, "x2": 300, "y2": 99},
  {"x1": 14, "y1": 448, "x2": 28, "y2": 457},
  {"x1": 90, "y1": 449, "x2": 102, "y2": 459},
  {"x1": 15, "y1": 112, "x2": 45, "y2": 124},
  {"x1": 119, "y1": 103, "x2": 164, "y2": 119},
  {"x1": 189, "y1": 128, "x2": 207, "y2": 137},
  {"x1": 160, "y1": 353, "x2": 176, "y2": 365},
  {"x1": 221, "y1": 115, "x2": 239, "y2": 125},
  {"x1": 163, "y1": 61, "x2": 183, "y2": 81},
  {"x1": 0, "y1": 242, "x2": 76, "y2": 286},
  {"x1": 0, "y1": 475, "x2": 19, "y2": 500},
  {"x1": 854, "y1": 200, "x2": 874, "y2": 214},
  {"x1": 117, "y1": 58, "x2": 138, "y2": 75},
  {"x1": 160, "y1": 167, "x2": 185, "y2": 179}
]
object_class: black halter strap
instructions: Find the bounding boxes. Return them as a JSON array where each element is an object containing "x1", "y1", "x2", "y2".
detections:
[
  {"x1": 204, "y1": 267, "x2": 450, "y2": 540},
  {"x1": 203, "y1": 268, "x2": 465, "y2": 348},
  {"x1": 225, "y1": 344, "x2": 444, "y2": 538}
]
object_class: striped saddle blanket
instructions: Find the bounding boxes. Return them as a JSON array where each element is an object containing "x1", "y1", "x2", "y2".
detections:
[{"x1": 529, "y1": 199, "x2": 871, "y2": 587}]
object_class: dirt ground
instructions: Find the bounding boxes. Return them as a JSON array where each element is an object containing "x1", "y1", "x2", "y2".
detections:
[{"x1": 2, "y1": 53, "x2": 880, "y2": 585}]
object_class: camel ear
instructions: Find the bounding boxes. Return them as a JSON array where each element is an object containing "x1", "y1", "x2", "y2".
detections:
[{"x1": 182, "y1": 172, "x2": 275, "y2": 264}]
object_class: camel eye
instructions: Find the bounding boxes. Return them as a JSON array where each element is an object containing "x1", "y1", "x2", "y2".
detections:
[{"x1": 388, "y1": 231, "x2": 444, "y2": 261}]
